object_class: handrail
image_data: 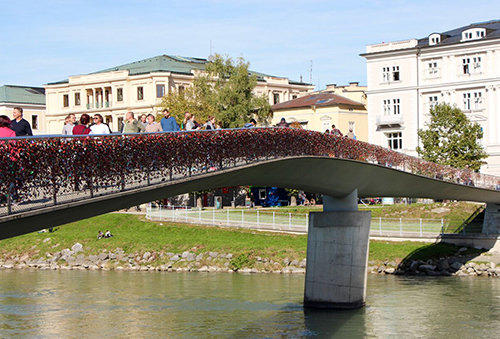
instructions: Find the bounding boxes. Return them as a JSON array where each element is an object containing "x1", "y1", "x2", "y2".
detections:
[{"x1": 1, "y1": 127, "x2": 499, "y2": 218}]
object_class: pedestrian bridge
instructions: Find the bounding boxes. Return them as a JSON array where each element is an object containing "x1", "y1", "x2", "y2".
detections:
[
  {"x1": 1, "y1": 128, "x2": 499, "y2": 239},
  {"x1": 2, "y1": 128, "x2": 500, "y2": 309}
]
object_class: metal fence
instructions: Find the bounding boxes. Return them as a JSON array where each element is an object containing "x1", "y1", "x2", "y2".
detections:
[{"x1": 146, "y1": 206, "x2": 449, "y2": 237}]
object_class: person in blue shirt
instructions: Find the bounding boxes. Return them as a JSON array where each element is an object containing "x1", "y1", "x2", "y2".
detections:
[{"x1": 160, "y1": 109, "x2": 180, "y2": 132}]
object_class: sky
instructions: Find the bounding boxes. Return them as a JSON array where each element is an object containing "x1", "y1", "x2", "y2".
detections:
[{"x1": 1, "y1": 0, "x2": 500, "y2": 90}]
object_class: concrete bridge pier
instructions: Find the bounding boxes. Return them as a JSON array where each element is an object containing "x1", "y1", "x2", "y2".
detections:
[
  {"x1": 304, "y1": 190, "x2": 371, "y2": 309},
  {"x1": 483, "y1": 203, "x2": 500, "y2": 234}
]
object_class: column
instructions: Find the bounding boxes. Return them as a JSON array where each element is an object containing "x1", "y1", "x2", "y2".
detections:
[
  {"x1": 92, "y1": 89, "x2": 96, "y2": 108},
  {"x1": 304, "y1": 190, "x2": 371, "y2": 309},
  {"x1": 101, "y1": 87, "x2": 105, "y2": 108},
  {"x1": 482, "y1": 203, "x2": 500, "y2": 234}
]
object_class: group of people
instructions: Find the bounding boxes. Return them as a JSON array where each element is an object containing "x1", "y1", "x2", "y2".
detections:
[
  {"x1": 325, "y1": 124, "x2": 356, "y2": 140},
  {"x1": 97, "y1": 230, "x2": 113, "y2": 239},
  {"x1": 0, "y1": 107, "x2": 33, "y2": 138}
]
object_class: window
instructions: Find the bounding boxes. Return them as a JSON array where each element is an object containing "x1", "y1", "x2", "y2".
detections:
[
  {"x1": 473, "y1": 56, "x2": 482, "y2": 73},
  {"x1": 463, "y1": 91, "x2": 482, "y2": 111},
  {"x1": 137, "y1": 86, "x2": 144, "y2": 100},
  {"x1": 428, "y1": 61, "x2": 438, "y2": 76},
  {"x1": 429, "y1": 96, "x2": 439, "y2": 110},
  {"x1": 292, "y1": 95, "x2": 298, "y2": 100},
  {"x1": 273, "y1": 93, "x2": 280, "y2": 105},
  {"x1": 117, "y1": 88, "x2": 123, "y2": 102},
  {"x1": 63, "y1": 94, "x2": 69, "y2": 107},
  {"x1": 382, "y1": 67, "x2": 390, "y2": 82},
  {"x1": 392, "y1": 99, "x2": 400, "y2": 114},
  {"x1": 387, "y1": 132, "x2": 402, "y2": 150},
  {"x1": 463, "y1": 58, "x2": 470, "y2": 74},
  {"x1": 74, "y1": 92, "x2": 81, "y2": 106},
  {"x1": 178, "y1": 85, "x2": 185, "y2": 94},
  {"x1": 392, "y1": 66, "x2": 400, "y2": 81},
  {"x1": 383, "y1": 99, "x2": 391, "y2": 115},
  {"x1": 348, "y1": 121, "x2": 355, "y2": 133},
  {"x1": 156, "y1": 84, "x2": 165, "y2": 98},
  {"x1": 31, "y1": 115, "x2": 38, "y2": 130}
]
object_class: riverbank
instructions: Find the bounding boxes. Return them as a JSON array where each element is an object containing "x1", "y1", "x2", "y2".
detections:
[{"x1": 0, "y1": 214, "x2": 497, "y2": 277}]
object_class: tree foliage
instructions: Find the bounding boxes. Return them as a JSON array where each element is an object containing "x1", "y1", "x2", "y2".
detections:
[
  {"x1": 158, "y1": 53, "x2": 271, "y2": 128},
  {"x1": 416, "y1": 103, "x2": 487, "y2": 171}
]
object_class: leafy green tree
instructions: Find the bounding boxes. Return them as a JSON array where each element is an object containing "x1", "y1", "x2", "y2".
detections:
[
  {"x1": 158, "y1": 54, "x2": 271, "y2": 128},
  {"x1": 416, "y1": 103, "x2": 487, "y2": 171}
]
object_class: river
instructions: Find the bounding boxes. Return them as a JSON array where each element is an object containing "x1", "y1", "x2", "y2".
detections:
[{"x1": 0, "y1": 270, "x2": 498, "y2": 338}]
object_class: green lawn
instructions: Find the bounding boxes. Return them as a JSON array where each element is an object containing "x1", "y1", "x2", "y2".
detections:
[{"x1": 0, "y1": 214, "x2": 483, "y2": 266}]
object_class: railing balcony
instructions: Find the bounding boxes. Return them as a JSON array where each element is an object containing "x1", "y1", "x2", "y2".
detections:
[
  {"x1": 86, "y1": 103, "x2": 92, "y2": 109},
  {"x1": 104, "y1": 101, "x2": 111, "y2": 108},
  {"x1": 376, "y1": 114, "x2": 403, "y2": 126}
]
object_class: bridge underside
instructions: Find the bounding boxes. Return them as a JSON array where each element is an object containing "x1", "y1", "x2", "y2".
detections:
[{"x1": 2, "y1": 156, "x2": 500, "y2": 240}]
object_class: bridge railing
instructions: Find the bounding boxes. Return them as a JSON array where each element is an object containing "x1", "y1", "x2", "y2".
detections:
[{"x1": 1, "y1": 127, "x2": 499, "y2": 217}]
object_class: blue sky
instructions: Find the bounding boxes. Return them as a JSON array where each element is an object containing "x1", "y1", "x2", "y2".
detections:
[{"x1": 1, "y1": 0, "x2": 500, "y2": 89}]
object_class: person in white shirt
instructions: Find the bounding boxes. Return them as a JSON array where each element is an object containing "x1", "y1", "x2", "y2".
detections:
[{"x1": 90, "y1": 114, "x2": 111, "y2": 134}]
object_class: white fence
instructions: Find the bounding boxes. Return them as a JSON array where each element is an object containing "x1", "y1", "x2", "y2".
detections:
[{"x1": 146, "y1": 206, "x2": 447, "y2": 238}]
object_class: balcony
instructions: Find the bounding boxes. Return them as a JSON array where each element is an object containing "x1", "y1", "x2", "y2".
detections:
[{"x1": 376, "y1": 114, "x2": 404, "y2": 127}]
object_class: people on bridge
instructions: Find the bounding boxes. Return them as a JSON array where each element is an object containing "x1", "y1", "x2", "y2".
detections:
[
  {"x1": 184, "y1": 113, "x2": 200, "y2": 131},
  {"x1": 276, "y1": 117, "x2": 289, "y2": 128},
  {"x1": 10, "y1": 107, "x2": 33, "y2": 137},
  {"x1": 0, "y1": 115, "x2": 16, "y2": 138},
  {"x1": 139, "y1": 114, "x2": 148, "y2": 129},
  {"x1": 122, "y1": 111, "x2": 145, "y2": 134},
  {"x1": 346, "y1": 128, "x2": 356, "y2": 140},
  {"x1": 331, "y1": 124, "x2": 343, "y2": 137},
  {"x1": 62, "y1": 113, "x2": 77, "y2": 135},
  {"x1": 160, "y1": 109, "x2": 180, "y2": 132},
  {"x1": 145, "y1": 114, "x2": 162, "y2": 133},
  {"x1": 73, "y1": 114, "x2": 91, "y2": 135},
  {"x1": 244, "y1": 119, "x2": 257, "y2": 128},
  {"x1": 204, "y1": 116, "x2": 216, "y2": 130},
  {"x1": 90, "y1": 114, "x2": 111, "y2": 135}
]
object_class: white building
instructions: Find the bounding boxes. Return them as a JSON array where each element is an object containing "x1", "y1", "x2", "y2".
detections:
[
  {"x1": 44, "y1": 55, "x2": 314, "y2": 133},
  {"x1": 0, "y1": 85, "x2": 46, "y2": 134},
  {"x1": 362, "y1": 19, "x2": 500, "y2": 175}
]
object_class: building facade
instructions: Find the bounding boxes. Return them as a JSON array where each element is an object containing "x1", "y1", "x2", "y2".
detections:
[
  {"x1": 362, "y1": 20, "x2": 500, "y2": 175},
  {"x1": 44, "y1": 55, "x2": 315, "y2": 133},
  {"x1": 271, "y1": 91, "x2": 368, "y2": 141},
  {"x1": 0, "y1": 85, "x2": 46, "y2": 135}
]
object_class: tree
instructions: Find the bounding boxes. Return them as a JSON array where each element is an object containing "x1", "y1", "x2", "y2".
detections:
[
  {"x1": 158, "y1": 54, "x2": 271, "y2": 128},
  {"x1": 416, "y1": 103, "x2": 487, "y2": 171}
]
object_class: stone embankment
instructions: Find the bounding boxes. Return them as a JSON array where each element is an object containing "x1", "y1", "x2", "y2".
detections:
[{"x1": 1, "y1": 243, "x2": 499, "y2": 277}]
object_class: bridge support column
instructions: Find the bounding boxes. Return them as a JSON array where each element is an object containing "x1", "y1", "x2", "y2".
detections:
[
  {"x1": 483, "y1": 203, "x2": 500, "y2": 234},
  {"x1": 304, "y1": 190, "x2": 371, "y2": 309}
]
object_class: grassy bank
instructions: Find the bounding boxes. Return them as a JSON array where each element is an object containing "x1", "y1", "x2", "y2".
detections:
[{"x1": 0, "y1": 214, "x2": 484, "y2": 268}]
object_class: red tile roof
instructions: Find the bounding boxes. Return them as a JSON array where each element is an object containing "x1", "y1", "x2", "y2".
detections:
[{"x1": 271, "y1": 93, "x2": 365, "y2": 111}]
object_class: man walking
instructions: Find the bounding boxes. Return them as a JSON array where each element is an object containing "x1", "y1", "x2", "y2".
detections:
[
  {"x1": 122, "y1": 111, "x2": 145, "y2": 133},
  {"x1": 160, "y1": 109, "x2": 180, "y2": 132},
  {"x1": 62, "y1": 113, "x2": 77, "y2": 135},
  {"x1": 11, "y1": 107, "x2": 33, "y2": 136}
]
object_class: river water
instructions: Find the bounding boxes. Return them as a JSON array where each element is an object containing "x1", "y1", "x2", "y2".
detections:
[{"x1": 0, "y1": 271, "x2": 499, "y2": 338}]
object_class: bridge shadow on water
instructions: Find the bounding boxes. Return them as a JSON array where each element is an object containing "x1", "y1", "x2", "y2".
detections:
[{"x1": 229, "y1": 303, "x2": 366, "y2": 337}]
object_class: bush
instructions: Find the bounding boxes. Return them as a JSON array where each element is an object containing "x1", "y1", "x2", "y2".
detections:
[{"x1": 229, "y1": 253, "x2": 254, "y2": 271}]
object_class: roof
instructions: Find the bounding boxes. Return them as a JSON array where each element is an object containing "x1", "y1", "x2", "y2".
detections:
[
  {"x1": 0, "y1": 85, "x2": 45, "y2": 105},
  {"x1": 417, "y1": 19, "x2": 500, "y2": 47},
  {"x1": 47, "y1": 54, "x2": 312, "y2": 86},
  {"x1": 271, "y1": 93, "x2": 365, "y2": 111}
]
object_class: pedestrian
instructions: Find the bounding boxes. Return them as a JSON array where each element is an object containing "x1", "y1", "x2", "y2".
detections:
[
  {"x1": 145, "y1": 113, "x2": 162, "y2": 132},
  {"x1": 276, "y1": 117, "x2": 289, "y2": 128},
  {"x1": 244, "y1": 118, "x2": 257, "y2": 128},
  {"x1": 204, "y1": 116, "x2": 216, "y2": 130},
  {"x1": 346, "y1": 128, "x2": 356, "y2": 140},
  {"x1": 331, "y1": 124, "x2": 343, "y2": 137},
  {"x1": 10, "y1": 107, "x2": 33, "y2": 136},
  {"x1": 184, "y1": 113, "x2": 199, "y2": 131},
  {"x1": 62, "y1": 113, "x2": 77, "y2": 135},
  {"x1": 139, "y1": 114, "x2": 148, "y2": 129},
  {"x1": 89, "y1": 114, "x2": 111, "y2": 134},
  {"x1": 73, "y1": 114, "x2": 91, "y2": 135},
  {"x1": 122, "y1": 111, "x2": 145, "y2": 133},
  {"x1": 160, "y1": 109, "x2": 180, "y2": 132},
  {"x1": 0, "y1": 115, "x2": 16, "y2": 138}
]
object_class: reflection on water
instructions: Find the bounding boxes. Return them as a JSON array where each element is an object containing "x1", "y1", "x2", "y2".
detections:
[{"x1": 0, "y1": 270, "x2": 499, "y2": 338}]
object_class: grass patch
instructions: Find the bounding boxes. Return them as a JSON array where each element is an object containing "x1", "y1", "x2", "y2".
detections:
[{"x1": 0, "y1": 214, "x2": 484, "y2": 266}]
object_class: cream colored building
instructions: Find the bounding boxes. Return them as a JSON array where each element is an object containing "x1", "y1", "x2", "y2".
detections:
[
  {"x1": 44, "y1": 55, "x2": 315, "y2": 133},
  {"x1": 0, "y1": 85, "x2": 46, "y2": 135},
  {"x1": 362, "y1": 20, "x2": 500, "y2": 175},
  {"x1": 271, "y1": 91, "x2": 368, "y2": 141},
  {"x1": 319, "y1": 82, "x2": 367, "y2": 105}
]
